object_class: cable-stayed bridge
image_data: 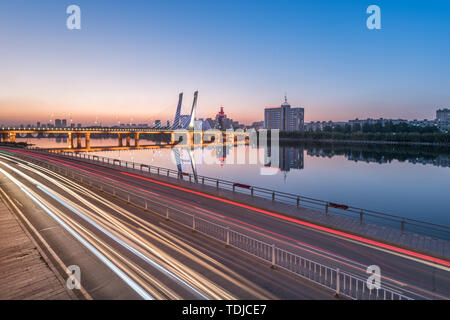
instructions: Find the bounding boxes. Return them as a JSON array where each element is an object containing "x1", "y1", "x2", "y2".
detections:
[{"x1": 0, "y1": 91, "x2": 249, "y2": 149}]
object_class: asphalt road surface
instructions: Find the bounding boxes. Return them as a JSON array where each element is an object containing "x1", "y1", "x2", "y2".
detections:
[{"x1": 0, "y1": 147, "x2": 449, "y2": 299}]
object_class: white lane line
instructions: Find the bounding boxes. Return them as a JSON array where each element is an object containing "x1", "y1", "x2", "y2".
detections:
[
  {"x1": 0, "y1": 166, "x2": 155, "y2": 300},
  {"x1": 0, "y1": 158, "x2": 209, "y2": 300},
  {"x1": 38, "y1": 185, "x2": 209, "y2": 300}
]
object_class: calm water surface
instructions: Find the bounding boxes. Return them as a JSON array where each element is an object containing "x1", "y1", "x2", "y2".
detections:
[{"x1": 17, "y1": 137, "x2": 450, "y2": 225}]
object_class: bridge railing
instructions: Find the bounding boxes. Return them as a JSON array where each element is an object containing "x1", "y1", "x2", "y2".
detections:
[
  {"x1": 13, "y1": 151, "x2": 414, "y2": 300},
  {"x1": 27, "y1": 147, "x2": 450, "y2": 240},
  {"x1": 0, "y1": 127, "x2": 173, "y2": 132}
]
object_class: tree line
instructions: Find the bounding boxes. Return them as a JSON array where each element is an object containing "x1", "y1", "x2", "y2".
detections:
[{"x1": 279, "y1": 121, "x2": 449, "y2": 143}]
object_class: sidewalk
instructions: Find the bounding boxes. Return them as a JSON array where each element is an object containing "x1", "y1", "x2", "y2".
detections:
[{"x1": 0, "y1": 192, "x2": 75, "y2": 300}]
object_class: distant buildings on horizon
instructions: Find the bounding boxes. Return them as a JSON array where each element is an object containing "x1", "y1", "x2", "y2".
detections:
[
  {"x1": 1, "y1": 105, "x2": 448, "y2": 133},
  {"x1": 304, "y1": 108, "x2": 449, "y2": 132}
]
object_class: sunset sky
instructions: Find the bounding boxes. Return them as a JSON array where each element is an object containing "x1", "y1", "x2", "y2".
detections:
[{"x1": 1, "y1": 0, "x2": 450, "y2": 126}]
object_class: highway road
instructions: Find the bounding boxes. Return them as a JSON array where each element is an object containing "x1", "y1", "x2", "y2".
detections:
[
  {"x1": 0, "y1": 149, "x2": 337, "y2": 300},
  {"x1": 1, "y1": 147, "x2": 449, "y2": 299}
]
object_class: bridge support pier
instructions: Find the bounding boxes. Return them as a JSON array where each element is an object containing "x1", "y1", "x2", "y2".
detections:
[
  {"x1": 118, "y1": 133, "x2": 123, "y2": 147},
  {"x1": 135, "y1": 133, "x2": 140, "y2": 147},
  {"x1": 126, "y1": 134, "x2": 131, "y2": 147},
  {"x1": 9, "y1": 133, "x2": 16, "y2": 143},
  {"x1": 68, "y1": 133, "x2": 74, "y2": 148},
  {"x1": 76, "y1": 133, "x2": 82, "y2": 148},
  {"x1": 85, "y1": 133, "x2": 90, "y2": 149}
]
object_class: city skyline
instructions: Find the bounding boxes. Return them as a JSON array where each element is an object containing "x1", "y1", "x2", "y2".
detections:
[
  {"x1": 1, "y1": 102, "x2": 447, "y2": 129},
  {"x1": 1, "y1": 1, "x2": 450, "y2": 125}
]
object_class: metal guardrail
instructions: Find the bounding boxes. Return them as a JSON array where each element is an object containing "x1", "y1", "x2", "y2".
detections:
[
  {"x1": 27, "y1": 147, "x2": 450, "y2": 240},
  {"x1": 15, "y1": 151, "x2": 413, "y2": 300}
]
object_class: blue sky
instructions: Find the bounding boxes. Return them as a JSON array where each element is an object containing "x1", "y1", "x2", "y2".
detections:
[{"x1": 0, "y1": 0, "x2": 449, "y2": 125}]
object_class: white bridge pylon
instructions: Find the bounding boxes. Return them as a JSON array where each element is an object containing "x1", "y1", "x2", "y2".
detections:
[{"x1": 171, "y1": 91, "x2": 198, "y2": 130}]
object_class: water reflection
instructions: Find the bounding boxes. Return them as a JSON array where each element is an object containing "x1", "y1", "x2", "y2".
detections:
[
  {"x1": 17, "y1": 137, "x2": 450, "y2": 169},
  {"x1": 300, "y1": 142, "x2": 450, "y2": 168},
  {"x1": 173, "y1": 147, "x2": 199, "y2": 183},
  {"x1": 266, "y1": 146, "x2": 304, "y2": 172}
]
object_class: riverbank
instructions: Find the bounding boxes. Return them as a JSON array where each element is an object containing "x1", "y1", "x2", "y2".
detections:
[{"x1": 279, "y1": 137, "x2": 450, "y2": 147}]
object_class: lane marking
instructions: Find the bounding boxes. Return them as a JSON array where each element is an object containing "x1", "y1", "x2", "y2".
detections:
[
  {"x1": 0, "y1": 165, "x2": 155, "y2": 300},
  {"x1": 0, "y1": 158, "x2": 210, "y2": 300},
  {"x1": 118, "y1": 171, "x2": 450, "y2": 268}
]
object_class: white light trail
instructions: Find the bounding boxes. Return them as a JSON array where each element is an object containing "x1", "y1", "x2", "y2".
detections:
[{"x1": 0, "y1": 165, "x2": 155, "y2": 300}]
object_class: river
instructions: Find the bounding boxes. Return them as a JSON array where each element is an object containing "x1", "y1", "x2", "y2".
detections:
[{"x1": 16, "y1": 136, "x2": 450, "y2": 226}]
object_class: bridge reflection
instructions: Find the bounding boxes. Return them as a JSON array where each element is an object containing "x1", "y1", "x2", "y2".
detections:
[{"x1": 44, "y1": 143, "x2": 178, "y2": 153}]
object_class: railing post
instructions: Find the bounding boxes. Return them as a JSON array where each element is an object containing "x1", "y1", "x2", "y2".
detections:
[
  {"x1": 335, "y1": 268, "x2": 340, "y2": 297},
  {"x1": 251, "y1": 187, "x2": 254, "y2": 197},
  {"x1": 325, "y1": 204, "x2": 329, "y2": 216},
  {"x1": 112, "y1": 188, "x2": 116, "y2": 197},
  {"x1": 297, "y1": 197, "x2": 300, "y2": 208},
  {"x1": 145, "y1": 200, "x2": 148, "y2": 211},
  {"x1": 271, "y1": 244, "x2": 276, "y2": 268},
  {"x1": 127, "y1": 194, "x2": 130, "y2": 203},
  {"x1": 360, "y1": 210, "x2": 363, "y2": 224},
  {"x1": 166, "y1": 207, "x2": 169, "y2": 220},
  {"x1": 216, "y1": 180, "x2": 219, "y2": 189},
  {"x1": 401, "y1": 219, "x2": 405, "y2": 233},
  {"x1": 233, "y1": 184, "x2": 235, "y2": 192},
  {"x1": 272, "y1": 192, "x2": 275, "y2": 201},
  {"x1": 226, "y1": 227, "x2": 230, "y2": 247},
  {"x1": 192, "y1": 215, "x2": 196, "y2": 230}
]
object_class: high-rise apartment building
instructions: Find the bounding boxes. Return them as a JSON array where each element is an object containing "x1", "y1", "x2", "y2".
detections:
[
  {"x1": 436, "y1": 108, "x2": 450, "y2": 130},
  {"x1": 436, "y1": 108, "x2": 450, "y2": 122},
  {"x1": 264, "y1": 96, "x2": 304, "y2": 131}
]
